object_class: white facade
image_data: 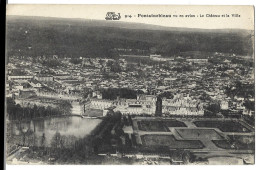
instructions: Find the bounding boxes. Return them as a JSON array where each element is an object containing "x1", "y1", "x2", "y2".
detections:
[
  {"x1": 90, "y1": 99, "x2": 113, "y2": 110},
  {"x1": 14, "y1": 85, "x2": 24, "y2": 90},
  {"x1": 164, "y1": 77, "x2": 177, "y2": 85},
  {"x1": 186, "y1": 59, "x2": 208, "y2": 63},
  {"x1": 8, "y1": 75, "x2": 34, "y2": 81},
  {"x1": 90, "y1": 95, "x2": 157, "y2": 115},
  {"x1": 220, "y1": 101, "x2": 229, "y2": 110},
  {"x1": 162, "y1": 95, "x2": 204, "y2": 116},
  {"x1": 29, "y1": 81, "x2": 42, "y2": 88}
]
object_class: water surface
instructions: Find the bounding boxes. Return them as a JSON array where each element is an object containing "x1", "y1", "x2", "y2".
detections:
[{"x1": 10, "y1": 116, "x2": 102, "y2": 148}]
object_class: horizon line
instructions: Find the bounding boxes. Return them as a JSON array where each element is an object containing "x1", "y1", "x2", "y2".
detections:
[{"x1": 6, "y1": 15, "x2": 254, "y2": 31}]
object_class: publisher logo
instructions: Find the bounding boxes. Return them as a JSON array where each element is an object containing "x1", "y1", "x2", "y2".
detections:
[{"x1": 105, "y1": 12, "x2": 121, "y2": 20}]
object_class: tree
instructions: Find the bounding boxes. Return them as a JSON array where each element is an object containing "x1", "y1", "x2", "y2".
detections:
[
  {"x1": 32, "y1": 104, "x2": 38, "y2": 119},
  {"x1": 40, "y1": 133, "x2": 46, "y2": 147},
  {"x1": 106, "y1": 60, "x2": 114, "y2": 67},
  {"x1": 51, "y1": 132, "x2": 64, "y2": 149},
  {"x1": 182, "y1": 150, "x2": 195, "y2": 164},
  {"x1": 26, "y1": 129, "x2": 35, "y2": 147},
  {"x1": 157, "y1": 80, "x2": 164, "y2": 86},
  {"x1": 70, "y1": 58, "x2": 82, "y2": 65},
  {"x1": 6, "y1": 97, "x2": 16, "y2": 120},
  {"x1": 46, "y1": 106, "x2": 52, "y2": 117},
  {"x1": 58, "y1": 101, "x2": 72, "y2": 115},
  {"x1": 199, "y1": 92, "x2": 211, "y2": 101},
  {"x1": 243, "y1": 100, "x2": 255, "y2": 111},
  {"x1": 126, "y1": 63, "x2": 136, "y2": 72},
  {"x1": 159, "y1": 92, "x2": 173, "y2": 99},
  {"x1": 41, "y1": 59, "x2": 62, "y2": 68},
  {"x1": 205, "y1": 103, "x2": 220, "y2": 117}
]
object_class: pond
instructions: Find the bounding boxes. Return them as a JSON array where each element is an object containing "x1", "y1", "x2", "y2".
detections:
[{"x1": 9, "y1": 116, "x2": 102, "y2": 148}]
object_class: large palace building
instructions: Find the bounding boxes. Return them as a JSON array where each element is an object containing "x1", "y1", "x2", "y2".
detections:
[{"x1": 90, "y1": 94, "x2": 157, "y2": 115}]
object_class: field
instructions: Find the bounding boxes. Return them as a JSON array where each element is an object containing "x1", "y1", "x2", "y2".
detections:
[
  {"x1": 141, "y1": 135, "x2": 175, "y2": 146},
  {"x1": 168, "y1": 140, "x2": 204, "y2": 149},
  {"x1": 176, "y1": 129, "x2": 224, "y2": 140},
  {"x1": 162, "y1": 120, "x2": 187, "y2": 127},
  {"x1": 137, "y1": 121, "x2": 170, "y2": 132},
  {"x1": 193, "y1": 120, "x2": 251, "y2": 132},
  {"x1": 141, "y1": 135, "x2": 204, "y2": 149},
  {"x1": 212, "y1": 140, "x2": 255, "y2": 150},
  {"x1": 137, "y1": 120, "x2": 186, "y2": 132},
  {"x1": 228, "y1": 135, "x2": 255, "y2": 144}
]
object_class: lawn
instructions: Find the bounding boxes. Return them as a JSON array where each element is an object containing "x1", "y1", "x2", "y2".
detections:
[
  {"x1": 137, "y1": 121, "x2": 170, "y2": 132},
  {"x1": 141, "y1": 135, "x2": 176, "y2": 146},
  {"x1": 141, "y1": 135, "x2": 204, "y2": 149},
  {"x1": 227, "y1": 135, "x2": 255, "y2": 144},
  {"x1": 137, "y1": 120, "x2": 186, "y2": 132},
  {"x1": 169, "y1": 140, "x2": 204, "y2": 149},
  {"x1": 176, "y1": 129, "x2": 224, "y2": 140},
  {"x1": 162, "y1": 120, "x2": 187, "y2": 127},
  {"x1": 193, "y1": 120, "x2": 251, "y2": 132},
  {"x1": 212, "y1": 140, "x2": 255, "y2": 150}
]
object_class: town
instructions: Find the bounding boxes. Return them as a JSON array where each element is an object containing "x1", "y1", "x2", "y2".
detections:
[
  {"x1": 5, "y1": 13, "x2": 254, "y2": 165},
  {"x1": 6, "y1": 50, "x2": 255, "y2": 164},
  {"x1": 6, "y1": 51, "x2": 254, "y2": 117}
]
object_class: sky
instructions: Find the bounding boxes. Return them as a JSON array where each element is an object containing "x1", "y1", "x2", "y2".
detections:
[{"x1": 6, "y1": 5, "x2": 254, "y2": 30}]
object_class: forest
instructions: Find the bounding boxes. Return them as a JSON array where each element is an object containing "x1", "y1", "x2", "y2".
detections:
[
  {"x1": 6, "y1": 16, "x2": 254, "y2": 59},
  {"x1": 6, "y1": 98, "x2": 72, "y2": 120},
  {"x1": 100, "y1": 88, "x2": 144, "y2": 100}
]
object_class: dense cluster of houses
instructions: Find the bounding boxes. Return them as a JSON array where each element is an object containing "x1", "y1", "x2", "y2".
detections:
[{"x1": 5, "y1": 53, "x2": 254, "y2": 118}]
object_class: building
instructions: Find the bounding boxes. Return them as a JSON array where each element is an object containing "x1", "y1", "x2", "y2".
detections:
[
  {"x1": 89, "y1": 95, "x2": 157, "y2": 115},
  {"x1": 114, "y1": 95, "x2": 157, "y2": 115},
  {"x1": 53, "y1": 74, "x2": 71, "y2": 79},
  {"x1": 150, "y1": 54, "x2": 174, "y2": 62},
  {"x1": 90, "y1": 99, "x2": 114, "y2": 110},
  {"x1": 18, "y1": 90, "x2": 37, "y2": 98},
  {"x1": 150, "y1": 54, "x2": 165, "y2": 61},
  {"x1": 221, "y1": 101, "x2": 229, "y2": 110},
  {"x1": 35, "y1": 75, "x2": 54, "y2": 82},
  {"x1": 28, "y1": 80, "x2": 42, "y2": 88},
  {"x1": 164, "y1": 78, "x2": 177, "y2": 86},
  {"x1": 6, "y1": 83, "x2": 10, "y2": 92},
  {"x1": 186, "y1": 59, "x2": 208, "y2": 64},
  {"x1": 8, "y1": 75, "x2": 34, "y2": 81},
  {"x1": 162, "y1": 94, "x2": 204, "y2": 116}
]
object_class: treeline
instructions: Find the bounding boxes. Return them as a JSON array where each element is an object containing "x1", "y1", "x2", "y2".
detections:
[
  {"x1": 6, "y1": 98, "x2": 72, "y2": 121},
  {"x1": 106, "y1": 60, "x2": 122, "y2": 73},
  {"x1": 100, "y1": 88, "x2": 144, "y2": 100},
  {"x1": 162, "y1": 64, "x2": 193, "y2": 73},
  {"x1": 37, "y1": 58, "x2": 63, "y2": 68},
  {"x1": 225, "y1": 81, "x2": 255, "y2": 99},
  {"x1": 158, "y1": 92, "x2": 174, "y2": 99},
  {"x1": 225, "y1": 81, "x2": 254, "y2": 112},
  {"x1": 123, "y1": 56, "x2": 164, "y2": 66},
  {"x1": 70, "y1": 58, "x2": 82, "y2": 65},
  {"x1": 243, "y1": 100, "x2": 255, "y2": 111}
]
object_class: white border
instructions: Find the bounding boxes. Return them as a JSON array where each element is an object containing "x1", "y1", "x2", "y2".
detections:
[{"x1": 6, "y1": 0, "x2": 257, "y2": 5}]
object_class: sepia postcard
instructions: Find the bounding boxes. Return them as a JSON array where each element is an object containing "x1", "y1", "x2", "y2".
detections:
[{"x1": 5, "y1": 5, "x2": 255, "y2": 165}]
